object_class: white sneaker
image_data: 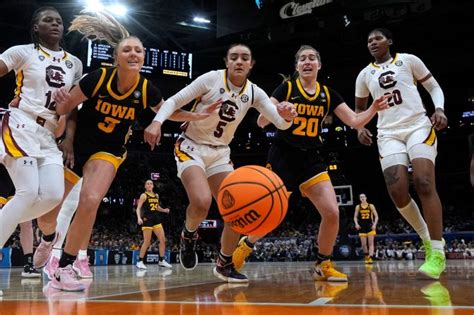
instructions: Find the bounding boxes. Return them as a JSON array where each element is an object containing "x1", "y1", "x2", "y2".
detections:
[
  {"x1": 159, "y1": 260, "x2": 172, "y2": 268},
  {"x1": 136, "y1": 261, "x2": 147, "y2": 269}
]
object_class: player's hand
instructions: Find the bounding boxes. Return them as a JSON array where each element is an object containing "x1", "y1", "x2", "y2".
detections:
[
  {"x1": 372, "y1": 94, "x2": 390, "y2": 111},
  {"x1": 59, "y1": 137, "x2": 75, "y2": 169},
  {"x1": 137, "y1": 217, "x2": 143, "y2": 225},
  {"x1": 53, "y1": 87, "x2": 71, "y2": 114},
  {"x1": 430, "y1": 108, "x2": 448, "y2": 130},
  {"x1": 163, "y1": 208, "x2": 170, "y2": 213},
  {"x1": 8, "y1": 96, "x2": 20, "y2": 108},
  {"x1": 355, "y1": 223, "x2": 361, "y2": 230},
  {"x1": 144, "y1": 121, "x2": 162, "y2": 150},
  {"x1": 357, "y1": 128, "x2": 373, "y2": 146},
  {"x1": 277, "y1": 101, "x2": 297, "y2": 121}
]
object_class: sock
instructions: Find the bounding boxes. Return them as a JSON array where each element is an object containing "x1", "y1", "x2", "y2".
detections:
[
  {"x1": 183, "y1": 225, "x2": 197, "y2": 238},
  {"x1": 397, "y1": 199, "x2": 430, "y2": 242},
  {"x1": 244, "y1": 237, "x2": 255, "y2": 248},
  {"x1": 159, "y1": 256, "x2": 164, "y2": 262},
  {"x1": 138, "y1": 257, "x2": 143, "y2": 262},
  {"x1": 218, "y1": 251, "x2": 232, "y2": 266},
  {"x1": 78, "y1": 250, "x2": 88, "y2": 260},
  {"x1": 316, "y1": 253, "x2": 331, "y2": 265},
  {"x1": 58, "y1": 252, "x2": 77, "y2": 268},
  {"x1": 52, "y1": 247, "x2": 62, "y2": 259},
  {"x1": 24, "y1": 253, "x2": 33, "y2": 266},
  {"x1": 42, "y1": 232, "x2": 56, "y2": 243},
  {"x1": 431, "y1": 240, "x2": 445, "y2": 254}
]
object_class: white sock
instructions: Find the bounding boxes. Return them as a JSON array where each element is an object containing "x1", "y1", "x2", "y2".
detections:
[
  {"x1": 52, "y1": 247, "x2": 62, "y2": 259},
  {"x1": 78, "y1": 250, "x2": 88, "y2": 259},
  {"x1": 431, "y1": 240, "x2": 444, "y2": 254},
  {"x1": 397, "y1": 199, "x2": 430, "y2": 242}
]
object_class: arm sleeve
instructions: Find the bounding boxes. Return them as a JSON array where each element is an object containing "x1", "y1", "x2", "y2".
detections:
[
  {"x1": 153, "y1": 71, "x2": 215, "y2": 123},
  {"x1": 327, "y1": 87, "x2": 345, "y2": 113},
  {"x1": 78, "y1": 69, "x2": 105, "y2": 98},
  {"x1": 253, "y1": 85, "x2": 292, "y2": 130},
  {"x1": 271, "y1": 81, "x2": 290, "y2": 102},
  {"x1": 0, "y1": 45, "x2": 31, "y2": 72},
  {"x1": 355, "y1": 69, "x2": 370, "y2": 98}
]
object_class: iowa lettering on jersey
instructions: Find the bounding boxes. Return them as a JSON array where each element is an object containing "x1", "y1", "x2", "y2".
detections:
[
  {"x1": 292, "y1": 103, "x2": 326, "y2": 137},
  {"x1": 94, "y1": 99, "x2": 136, "y2": 133}
]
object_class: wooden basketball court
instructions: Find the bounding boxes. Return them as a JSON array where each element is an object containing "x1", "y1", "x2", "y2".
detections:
[{"x1": 1, "y1": 260, "x2": 472, "y2": 314}]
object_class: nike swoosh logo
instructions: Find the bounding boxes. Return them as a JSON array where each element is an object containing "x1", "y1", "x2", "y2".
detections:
[
  {"x1": 98, "y1": 95, "x2": 108, "y2": 99},
  {"x1": 291, "y1": 96, "x2": 300, "y2": 100},
  {"x1": 314, "y1": 268, "x2": 323, "y2": 276}
]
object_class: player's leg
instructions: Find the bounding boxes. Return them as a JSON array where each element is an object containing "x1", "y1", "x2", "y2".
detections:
[
  {"x1": 19, "y1": 221, "x2": 40, "y2": 278},
  {"x1": 154, "y1": 226, "x2": 172, "y2": 268},
  {"x1": 367, "y1": 234, "x2": 375, "y2": 263},
  {"x1": 137, "y1": 228, "x2": 152, "y2": 269},
  {"x1": 360, "y1": 235, "x2": 369, "y2": 262},
  {"x1": 303, "y1": 177, "x2": 347, "y2": 282}
]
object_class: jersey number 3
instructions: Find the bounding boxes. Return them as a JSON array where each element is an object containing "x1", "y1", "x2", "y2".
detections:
[{"x1": 98, "y1": 117, "x2": 121, "y2": 133}]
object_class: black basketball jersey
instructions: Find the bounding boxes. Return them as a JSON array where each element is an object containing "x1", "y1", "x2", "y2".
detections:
[
  {"x1": 76, "y1": 67, "x2": 162, "y2": 149},
  {"x1": 142, "y1": 192, "x2": 160, "y2": 216},
  {"x1": 357, "y1": 203, "x2": 374, "y2": 224},
  {"x1": 272, "y1": 78, "x2": 344, "y2": 149}
]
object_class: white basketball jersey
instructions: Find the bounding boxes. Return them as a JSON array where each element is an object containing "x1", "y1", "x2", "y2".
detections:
[
  {"x1": 183, "y1": 70, "x2": 281, "y2": 146},
  {"x1": 355, "y1": 53, "x2": 430, "y2": 130},
  {"x1": 0, "y1": 44, "x2": 83, "y2": 128}
]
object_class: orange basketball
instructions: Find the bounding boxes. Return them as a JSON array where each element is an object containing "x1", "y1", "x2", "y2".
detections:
[{"x1": 217, "y1": 165, "x2": 289, "y2": 236}]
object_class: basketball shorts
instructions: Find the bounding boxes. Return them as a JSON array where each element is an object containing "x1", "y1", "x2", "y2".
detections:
[
  {"x1": 0, "y1": 164, "x2": 14, "y2": 205},
  {"x1": 359, "y1": 223, "x2": 376, "y2": 237},
  {"x1": 64, "y1": 139, "x2": 127, "y2": 185},
  {"x1": 142, "y1": 212, "x2": 163, "y2": 230},
  {"x1": 1, "y1": 109, "x2": 62, "y2": 166},
  {"x1": 266, "y1": 140, "x2": 330, "y2": 196},
  {"x1": 174, "y1": 136, "x2": 233, "y2": 178},
  {"x1": 377, "y1": 115, "x2": 437, "y2": 170}
]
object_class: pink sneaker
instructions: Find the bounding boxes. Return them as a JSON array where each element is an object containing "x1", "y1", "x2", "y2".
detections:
[
  {"x1": 33, "y1": 233, "x2": 59, "y2": 268},
  {"x1": 51, "y1": 265, "x2": 85, "y2": 292},
  {"x1": 73, "y1": 257, "x2": 93, "y2": 279},
  {"x1": 43, "y1": 256, "x2": 60, "y2": 281}
]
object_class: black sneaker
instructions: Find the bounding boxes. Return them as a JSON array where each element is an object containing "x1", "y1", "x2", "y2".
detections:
[
  {"x1": 213, "y1": 262, "x2": 249, "y2": 283},
  {"x1": 179, "y1": 230, "x2": 199, "y2": 270},
  {"x1": 22, "y1": 265, "x2": 41, "y2": 278}
]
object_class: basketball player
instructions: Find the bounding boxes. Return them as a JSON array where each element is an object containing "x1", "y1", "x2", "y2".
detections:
[
  {"x1": 355, "y1": 28, "x2": 447, "y2": 279},
  {"x1": 354, "y1": 193, "x2": 379, "y2": 264},
  {"x1": 0, "y1": 6, "x2": 83, "y2": 249},
  {"x1": 232, "y1": 45, "x2": 389, "y2": 282},
  {"x1": 144, "y1": 43, "x2": 298, "y2": 282},
  {"x1": 136, "y1": 180, "x2": 172, "y2": 269},
  {"x1": 33, "y1": 11, "x2": 215, "y2": 291}
]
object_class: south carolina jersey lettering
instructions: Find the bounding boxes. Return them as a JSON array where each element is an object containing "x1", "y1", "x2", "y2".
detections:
[
  {"x1": 355, "y1": 53, "x2": 431, "y2": 130},
  {"x1": 272, "y1": 78, "x2": 344, "y2": 149},
  {"x1": 0, "y1": 44, "x2": 82, "y2": 128}
]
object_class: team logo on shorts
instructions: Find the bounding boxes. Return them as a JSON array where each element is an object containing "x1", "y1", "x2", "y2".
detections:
[
  {"x1": 240, "y1": 94, "x2": 249, "y2": 103},
  {"x1": 38, "y1": 55, "x2": 45, "y2": 61},
  {"x1": 395, "y1": 60, "x2": 403, "y2": 67},
  {"x1": 221, "y1": 190, "x2": 235, "y2": 209},
  {"x1": 65, "y1": 60, "x2": 73, "y2": 69},
  {"x1": 220, "y1": 88, "x2": 225, "y2": 94},
  {"x1": 133, "y1": 91, "x2": 141, "y2": 98}
]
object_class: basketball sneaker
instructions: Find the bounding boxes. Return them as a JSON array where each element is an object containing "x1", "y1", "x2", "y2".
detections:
[
  {"x1": 213, "y1": 263, "x2": 248, "y2": 283},
  {"x1": 158, "y1": 259, "x2": 172, "y2": 268},
  {"x1": 44, "y1": 256, "x2": 60, "y2": 280},
  {"x1": 418, "y1": 251, "x2": 446, "y2": 280},
  {"x1": 364, "y1": 256, "x2": 373, "y2": 264},
  {"x1": 422, "y1": 240, "x2": 432, "y2": 259},
  {"x1": 313, "y1": 260, "x2": 348, "y2": 282},
  {"x1": 51, "y1": 265, "x2": 85, "y2": 292},
  {"x1": 136, "y1": 261, "x2": 147, "y2": 270},
  {"x1": 21, "y1": 265, "x2": 41, "y2": 278},
  {"x1": 73, "y1": 257, "x2": 93, "y2": 279},
  {"x1": 179, "y1": 230, "x2": 199, "y2": 270},
  {"x1": 33, "y1": 233, "x2": 59, "y2": 268},
  {"x1": 232, "y1": 236, "x2": 254, "y2": 271},
  {"x1": 421, "y1": 281, "x2": 451, "y2": 306}
]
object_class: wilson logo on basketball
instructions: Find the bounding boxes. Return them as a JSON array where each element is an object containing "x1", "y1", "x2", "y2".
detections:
[
  {"x1": 231, "y1": 209, "x2": 261, "y2": 229},
  {"x1": 221, "y1": 190, "x2": 235, "y2": 209}
]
